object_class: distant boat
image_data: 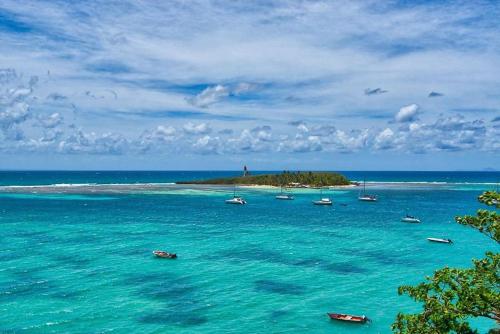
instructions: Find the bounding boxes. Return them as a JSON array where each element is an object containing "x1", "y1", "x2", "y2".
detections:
[
  {"x1": 427, "y1": 237, "x2": 453, "y2": 244},
  {"x1": 225, "y1": 197, "x2": 247, "y2": 205},
  {"x1": 313, "y1": 198, "x2": 333, "y2": 205},
  {"x1": 226, "y1": 185, "x2": 247, "y2": 205},
  {"x1": 358, "y1": 180, "x2": 377, "y2": 202},
  {"x1": 276, "y1": 186, "x2": 294, "y2": 200},
  {"x1": 153, "y1": 250, "x2": 177, "y2": 259},
  {"x1": 313, "y1": 187, "x2": 332, "y2": 205},
  {"x1": 401, "y1": 213, "x2": 421, "y2": 223},
  {"x1": 327, "y1": 313, "x2": 369, "y2": 323}
]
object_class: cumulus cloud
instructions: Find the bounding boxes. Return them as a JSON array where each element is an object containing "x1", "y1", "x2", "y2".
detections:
[
  {"x1": 58, "y1": 130, "x2": 128, "y2": 155},
  {"x1": 374, "y1": 128, "x2": 396, "y2": 150},
  {"x1": 395, "y1": 104, "x2": 420, "y2": 123},
  {"x1": 0, "y1": 71, "x2": 38, "y2": 140},
  {"x1": 192, "y1": 135, "x2": 222, "y2": 154},
  {"x1": 364, "y1": 88, "x2": 388, "y2": 95},
  {"x1": 183, "y1": 122, "x2": 211, "y2": 135}
]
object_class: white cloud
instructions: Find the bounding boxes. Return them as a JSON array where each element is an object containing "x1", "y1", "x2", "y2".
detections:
[
  {"x1": 395, "y1": 104, "x2": 420, "y2": 123},
  {"x1": 183, "y1": 122, "x2": 211, "y2": 135},
  {"x1": 186, "y1": 85, "x2": 229, "y2": 108}
]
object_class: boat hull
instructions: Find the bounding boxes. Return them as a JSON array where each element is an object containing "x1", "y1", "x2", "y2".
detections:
[
  {"x1": 225, "y1": 200, "x2": 246, "y2": 205},
  {"x1": 358, "y1": 197, "x2": 377, "y2": 202},
  {"x1": 427, "y1": 238, "x2": 452, "y2": 244},
  {"x1": 402, "y1": 218, "x2": 420, "y2": 223},
  {"x1": 153, "y1": 251, "x2": 177, "y2": 259},
  {"x1": 327, "y1": 313, "x2": 368, "y2": 323},
  {"x1": 276, "y1": 195, "x2": 294, "y2": 200},
  {"x1": 313, "y1": 201, "x2": 332, "y2": 205}
]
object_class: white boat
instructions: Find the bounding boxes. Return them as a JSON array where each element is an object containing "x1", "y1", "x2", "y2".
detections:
[
  {"x1": 427, "y1": 237, "x2": 453, "y2": 244},
  {"x1": 358, "y1": 180, "x2": 377, "y2": 202},
  {"x1": 276, "y1": 186, "x2": 294, "y2": 200},
  {"x1": 225, "y1": 196, "x2": 246, "y2": 205},
  {"x1": 358, "y1": 194, "x2": 377, "y2": 202},
  {"x1": 313, "y1": 198, "x2": 332, "y2": 205},
  {"x1": 401, "y1": 215, "x2": 421, "y2": 223},
  {"x1": 226, "y1": 186, "x2": 246, "y2": 205},
  {"x1": 276, "y1": 194, "x2": 294, "y2": 200}
]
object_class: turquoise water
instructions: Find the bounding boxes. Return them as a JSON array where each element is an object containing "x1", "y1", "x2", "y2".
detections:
[{"x1": 0, "y1": 172, "x2": 499, "y2": 333}]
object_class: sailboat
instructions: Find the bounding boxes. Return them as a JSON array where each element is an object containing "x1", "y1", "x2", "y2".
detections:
[
  {"x1": 275, "y1": 185, "x2": 294, "y2": 200},
  {"x1": 358, "y1": 180, "x2": 377, "y2": 202},
  {"x1": 225, "y1": 185, "x2": 247, "y2": 205},
  {"x1": 313, "y1": 187, "x2": 332, "y2": 205}
]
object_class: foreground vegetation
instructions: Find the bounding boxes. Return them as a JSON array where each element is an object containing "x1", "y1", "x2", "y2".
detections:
[
  {"x1": 393, "y1": 191, "x2": 499, "y2": 333},
  {"x1": 177, "y1": 171, "x2": 351, "y2": 187}
]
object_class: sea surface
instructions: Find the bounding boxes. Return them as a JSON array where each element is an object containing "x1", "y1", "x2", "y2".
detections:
[{"x1": 0, "y1": 171, "x2": 499, "y2": 333}]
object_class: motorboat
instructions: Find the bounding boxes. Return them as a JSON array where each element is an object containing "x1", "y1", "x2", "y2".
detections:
[
  {"x1": 427, "y1": 237, "x2": 453, "y2": 244},
  {"x1": 153, "y1": 250, "x2": 177, "y2": 259},
  {"x1": 225, "y1": 196, "x2": 247, "y2": 205},
  {"x1": 401, "y1": 214, "x2": 421, "y2": 223},
  {"x1": 327, "y1": 313, "x2": 369, "y2": 323},
  {"x1": 313, "y1": 198, "x2": 332, "y2": 205}
]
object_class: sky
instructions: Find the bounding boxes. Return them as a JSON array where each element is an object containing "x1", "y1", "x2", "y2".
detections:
[{"x1": 0, "y1": 0, "x2": 499, "y2": 171}]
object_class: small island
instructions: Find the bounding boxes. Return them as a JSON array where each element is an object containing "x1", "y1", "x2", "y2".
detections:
[{"x1": 177, "y1": 171, "x2": 351, "y2": 187}]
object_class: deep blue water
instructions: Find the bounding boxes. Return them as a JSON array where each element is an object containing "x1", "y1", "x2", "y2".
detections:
[
  {"x1": 0, "y1": 171, "x2": 498, "y2": 333},
  {"x1": 0, "y1": 170, "x2": 498, "y2": 186}
]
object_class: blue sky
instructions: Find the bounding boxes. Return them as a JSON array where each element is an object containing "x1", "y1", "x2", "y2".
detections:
[{"x1": 0, "y1": 0, "x2": 499, "y2": 170}]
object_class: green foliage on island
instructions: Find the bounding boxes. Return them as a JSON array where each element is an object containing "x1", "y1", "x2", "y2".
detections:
[
  {"x1": 177, "y1": 171, "x2": 350, "y2": 187},
  {"x1": 392, "y1": 191, "x2": 500, "y2": 334}
]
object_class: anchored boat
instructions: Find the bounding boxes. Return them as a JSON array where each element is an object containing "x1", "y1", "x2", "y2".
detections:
[
  {"x1": 327, "y1": 313, "x2": 369, "y2": 323},
  {"x1": 226, "y1": 185, "x2": 247, "y2": 204},
  {"x1": 358, "y1": 180, "x2": 377, "y2": 202},
  {"x1": 153, "y1": 250, "x2": 177, "y2": 259},
  {"x1": 276, "y1": 186, "x2": 294, "y2": 200},
  {"x1": 313, "y1": 198, "x2": 333, "y2": 205},
  {"x1": 401, "y1": 214, "x2": 421, "y2": 223},
  {"x1": 427, "y1": 237, "x2": 453, "y2": 244},
  {"x1": 225, "y1": 196, "x2": 247, "y2": 205},
  {"x1": 313, "y1": 187, "x2": 332, "y2": 205}
]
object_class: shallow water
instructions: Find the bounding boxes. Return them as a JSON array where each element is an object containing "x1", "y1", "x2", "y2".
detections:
[{"x1": 0, "y1": 172, "x2": 498, "y2": 333}]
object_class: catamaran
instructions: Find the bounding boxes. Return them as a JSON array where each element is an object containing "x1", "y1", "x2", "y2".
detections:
[
  {"x1": 225, "y1": 185, "x2": 247, "y2": 205},
  {"x1": 276, "y1": 186, "x2": 294, "y2": 200},
  {"x1": 358, "y1": 180, "x2": 377, "y2": 202}
]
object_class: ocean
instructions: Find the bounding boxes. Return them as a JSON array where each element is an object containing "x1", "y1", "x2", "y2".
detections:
[{"x1": 0, "y1": 171, "x2": 499, "y2": 333}]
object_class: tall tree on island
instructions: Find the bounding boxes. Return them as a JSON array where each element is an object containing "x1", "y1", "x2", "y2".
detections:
[{"x1": 392, "y1": 191, "x2": 500, "y2": 334}]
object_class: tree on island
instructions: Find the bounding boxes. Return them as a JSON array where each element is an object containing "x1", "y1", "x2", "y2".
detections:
[{"x1": 392, "y1": 191, "x2": 499, "y2": 334}]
